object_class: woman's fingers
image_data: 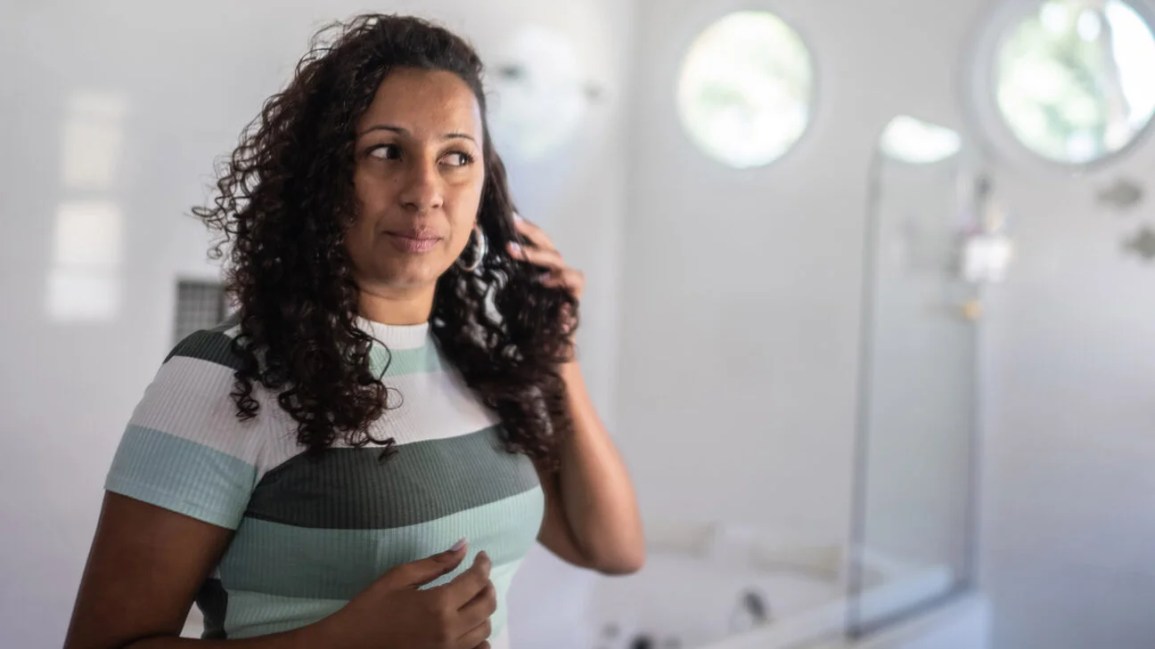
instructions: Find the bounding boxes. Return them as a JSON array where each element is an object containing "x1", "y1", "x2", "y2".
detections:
[
  {"x1": 512, "y1": 212, "x2": 555, "y2": 251},
  {"x1": 508, "y1": 214, "x2": 584, "y2": 298},
  {"x1": 508, "y1": 242, "x2": 565, "y2": 272},
  {"x1": 538, "y1": 268, "x2": 585, "y2": 296}
]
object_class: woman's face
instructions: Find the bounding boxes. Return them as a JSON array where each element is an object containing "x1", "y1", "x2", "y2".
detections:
[{"x1": 345, "y1": 67, "x2": 486, "y2": 296}]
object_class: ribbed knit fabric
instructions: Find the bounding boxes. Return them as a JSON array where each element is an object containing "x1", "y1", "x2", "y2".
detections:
[{"x1": 104, "y1": 316, "x2": 543, "y2": 647}]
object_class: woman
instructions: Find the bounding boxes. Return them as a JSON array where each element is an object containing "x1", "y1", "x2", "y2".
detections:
[{"x1": 64, "y1": 14, "x2": 644, "y2": 649}]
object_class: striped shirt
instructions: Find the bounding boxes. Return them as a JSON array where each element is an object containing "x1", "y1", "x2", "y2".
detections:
[{"x1": 104, "y1": 316, "x2": 544, "y2": 647}]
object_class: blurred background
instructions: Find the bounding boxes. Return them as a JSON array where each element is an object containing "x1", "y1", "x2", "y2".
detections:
[{"x1": 2, "y1": 0, "x2": 1154, "y2": 647}]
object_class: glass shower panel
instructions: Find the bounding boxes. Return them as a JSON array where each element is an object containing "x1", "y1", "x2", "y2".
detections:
[{"x1": 847, "y1": 118, "x2": 981, "y2": 637}]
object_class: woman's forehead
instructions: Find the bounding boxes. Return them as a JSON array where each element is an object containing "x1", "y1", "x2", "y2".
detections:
[{"x1": 356, "y1": 68, "x2": 483, "y2": 140}]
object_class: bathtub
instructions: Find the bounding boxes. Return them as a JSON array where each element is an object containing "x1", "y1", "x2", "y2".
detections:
[
  {"x1": 585, "y1": 521, "x2": 958, "y2": 649},
  {"x1": 181, "y1": 523, "x2": 961, "y2": 648}
]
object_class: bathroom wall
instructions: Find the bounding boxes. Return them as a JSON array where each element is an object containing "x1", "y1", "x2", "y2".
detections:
[
  {"x1": 617, "y1": 0, "x2": 975, "y2": 558},
  {"x1": 977, "y1": 153, "x2": 1155, "y2": 648},
  {"x1": 619, "y1": 0, "x2": 1155, "y2": 647}
]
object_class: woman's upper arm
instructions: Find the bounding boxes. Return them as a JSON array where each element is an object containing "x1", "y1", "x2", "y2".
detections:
[
  {"x1": 64, "y1": 492, "x2": 234, "y2": 649},
  {"x1": 531, "y1": 459, "x2": 595, "y2": 570},
  {"x1": 65, "y1": 329, "x2": 260, "y2": 647}
]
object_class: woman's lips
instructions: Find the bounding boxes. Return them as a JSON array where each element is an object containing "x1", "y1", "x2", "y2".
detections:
[{"x1": 386, "y1": 231, "x2": 441, "y2": 254}]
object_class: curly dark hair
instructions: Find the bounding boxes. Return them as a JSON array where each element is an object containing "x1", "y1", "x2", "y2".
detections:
[{"x1": 191, "y1": 13, "x2": 577, "y2": 468}]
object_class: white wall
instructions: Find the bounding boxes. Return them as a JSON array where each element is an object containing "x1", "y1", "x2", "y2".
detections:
[
  {"x1": 616, "y1": 0, "x2": 977, "y2": 554},
  {"x1": 962, "y1": 2, "x2": 1155, "y2": 647},
  {"x1": 619, "y1": 0, "x2": 1155, "y2": 648},
  {"x1": 977, "y1": 153, "x2": 1155, "y2": 647},
  {"x1": 0, "y1": 2, "x2": 633, "y2": 647}
]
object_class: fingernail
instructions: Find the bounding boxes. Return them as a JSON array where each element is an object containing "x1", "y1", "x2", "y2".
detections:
[
  {"x1": 513, "y1": 212, "x2": 524, "y2": 222},
  {"x1": 508, "y1": 242, "x2": 522, "y2": 254},
  {"x1": 450, "y1": 538, "x2": 467, "y2": 552}
]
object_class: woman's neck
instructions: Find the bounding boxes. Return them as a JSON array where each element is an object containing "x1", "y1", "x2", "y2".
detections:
[{"x1": 356, "y1": 286, "x2": 435, "y2": 325}]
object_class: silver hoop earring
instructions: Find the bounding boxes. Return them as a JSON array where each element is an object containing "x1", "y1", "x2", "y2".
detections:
[{"x1": 457, "y1": 224, "x2": 487, "y2": 273}]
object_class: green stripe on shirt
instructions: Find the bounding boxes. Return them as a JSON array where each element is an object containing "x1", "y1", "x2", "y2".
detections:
[
  {"x1": 222, "y1": 487, "x2": 543, "y2": 599},
  {"x1": 105, "y1": 425, "x2": 256, "y2": 529}
]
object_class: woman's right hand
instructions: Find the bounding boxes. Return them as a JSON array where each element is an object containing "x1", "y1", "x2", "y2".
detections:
[{"x1": 311, "y1": 542, "x2": 497, "y2": 649}]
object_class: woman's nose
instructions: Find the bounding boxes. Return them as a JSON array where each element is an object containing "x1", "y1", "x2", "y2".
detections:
[{"x1": 398, "y1": 160, "x2": 444, "y2": 213}]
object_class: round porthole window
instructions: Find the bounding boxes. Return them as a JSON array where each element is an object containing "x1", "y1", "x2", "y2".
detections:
[
  {"x1": 676, "y1": 11, "x2": 815, "y2": 168},
  {"x1": 995, "y1": 0, "x2": 1155, "y2": 164}
]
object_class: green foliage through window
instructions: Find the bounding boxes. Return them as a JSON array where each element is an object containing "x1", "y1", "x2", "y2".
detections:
[
  {"x1": 677, "y1": 12, "x2": 815, "y2": 168},
  {"x1": 997, "y1": 0, "x2": 1155, "y2": 163}
]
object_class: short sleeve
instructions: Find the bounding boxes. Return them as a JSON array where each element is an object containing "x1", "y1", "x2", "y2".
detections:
[{"x1": 104, "y1": 327, "x2": 262, "y2": 530}]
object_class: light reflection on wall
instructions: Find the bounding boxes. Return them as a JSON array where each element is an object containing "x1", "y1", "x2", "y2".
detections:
[
  {"x1": 61, "y1": 93, "x2": 127, "y2": 191},
  {"x1": 487, "y1": 26, "x2": 589, "y2": 162},
  {"x1": 47, "y1": 92, "x2": 128, "y2": 323},
  {"x1": 879, "y1": 116, "x2": 962, "y2": 164},
  {"x1": 48, "y1": 201, "x2": 124, "y2": 321}
]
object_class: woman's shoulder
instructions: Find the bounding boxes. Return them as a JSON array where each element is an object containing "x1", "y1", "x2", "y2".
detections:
[
  {"x1": 106, "y1": 314, "x2": 282, "y2": 529},
  {"x1": 135, "y1": 313, "x2": 283, "y2": 455},
  {"x1": 164, "y1": 313, "x2": 246, "y2": 374},
  {"x1": 138, "y1": 314, "x2": 258, "y2": 441}
]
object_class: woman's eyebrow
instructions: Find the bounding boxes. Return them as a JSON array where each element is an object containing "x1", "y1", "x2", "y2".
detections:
[
  {"x1": 357, "y1": 124, "x2": 476, "y2": 143},
  {"x1": 443, "y1": 132, "x2": 477, "y2": 143}
]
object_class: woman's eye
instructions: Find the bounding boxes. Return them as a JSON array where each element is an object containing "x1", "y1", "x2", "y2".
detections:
[
  {"x1": 443, "y1": 151, "x2": 474, "y2": 167},
  {"x1": 368, "y1": 144, "x2": 399, "y2": 160}
]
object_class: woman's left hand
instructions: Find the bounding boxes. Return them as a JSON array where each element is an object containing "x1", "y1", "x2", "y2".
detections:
[{"x1": 508, "y1": 213, "x2": 585, "y2": 301}]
